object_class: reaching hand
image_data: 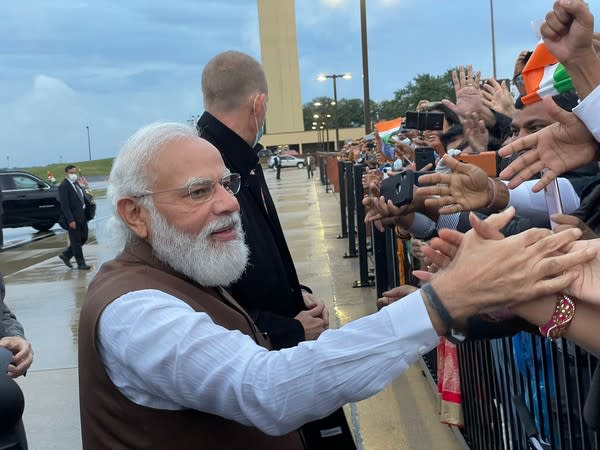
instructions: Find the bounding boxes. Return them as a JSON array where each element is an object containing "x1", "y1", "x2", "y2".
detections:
[
  {"x1": 564, "y1": 238, "x2": 600, "y2": 304},
  {"x1": 552, "y1": 214, "x2": 599, "y2": 240},
  {"x1": 414, "y1": 208, "x2": 513, "y2": 282},
  {"x1": 432, "y1": 221, "x2": 593, "y2": 315},
  {"x1": 498, "y1": 96, "x2": 599, "y2": 192},
  {"x1": 376, "y1": 285, "x2": 418, "y2": 310},
  {"x1": 481, "y1": 78, "x2": 515, "y2": 117},
  {"x1": 541, "y1": 0, "x2": 595, "y2": 66},
  {"x1": 416, "y1": 156, "x2": 492, "y2": 214},
  {"x1": 0, "y1": 336, "x2": 33, "y2": 378}
]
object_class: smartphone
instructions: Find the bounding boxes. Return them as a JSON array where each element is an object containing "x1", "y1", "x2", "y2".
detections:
[
  {"x1": 380, "y1": 171, "x2": 414, "y2": 207},
  {"x1": 414, "y1": 147, "x2": 436, "y2": 171},
  {"x1": 457, "y1": 151, "x2": 498, "y2": 177},
  {"x1": 544, "y1": 175, "x2": 563, "y2": 230},
  {"x1": 405, "y1": 111, "x2": 444, "y2": 131}
]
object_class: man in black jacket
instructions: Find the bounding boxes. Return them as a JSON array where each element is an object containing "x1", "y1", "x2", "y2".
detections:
[
  {"x1": 1, "y1": 272, "x2": 32, "y2": 447},
  {"x1": 58, "y1": 165, "x2": 91, "y2": 270},
  {"x1": 197, "y1": 51, "x2": 355, "y2": 449}
]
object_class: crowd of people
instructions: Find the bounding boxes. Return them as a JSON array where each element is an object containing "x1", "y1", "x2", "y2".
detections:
[
  {"x1": 2, "y1": 0, "x2": 600, "y2": 448},
  {"x1": 351, "y1": 0, "x2": 600, "y2": 442}
]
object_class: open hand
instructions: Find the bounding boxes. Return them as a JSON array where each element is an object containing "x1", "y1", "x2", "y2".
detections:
[
  {"x1": 498, "y1": 96, "x2": 598, "y2": 192},
  {"x1": 416, "y1": 156, "x2": 492, "y2": 214}
]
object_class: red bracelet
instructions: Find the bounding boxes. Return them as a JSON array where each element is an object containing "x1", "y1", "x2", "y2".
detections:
[{"x1": 539, "y1": 293, "x2": 576, "y2": 340}]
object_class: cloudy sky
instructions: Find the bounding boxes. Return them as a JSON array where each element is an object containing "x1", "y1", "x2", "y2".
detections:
[{"x1": 2, "y1": 0, "x2": 599, "y2": 167}]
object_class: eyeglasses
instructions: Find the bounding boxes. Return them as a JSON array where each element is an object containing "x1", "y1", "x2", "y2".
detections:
[{"x1": 134, "y1": 173, "x2": 241, "y2": 203}]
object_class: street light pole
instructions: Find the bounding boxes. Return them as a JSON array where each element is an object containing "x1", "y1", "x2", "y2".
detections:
[
  {"x1": 360, "y1": 0, "x2": 372, "y2": 134},
  {"x1": 317, "y1": 73, "x2": 351, "y2": 152},
  {"x1": 332, "y1": 77, "x2": 339, "y2": 151},
  {"x1": 86, "y1": 126, "x2": 92, "y2": 161},
  {"x1": 489, "y1": 0, "x2": 497, "y2": 79}
]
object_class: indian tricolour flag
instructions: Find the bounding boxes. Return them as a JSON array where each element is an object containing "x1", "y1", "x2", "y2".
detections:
[
  {"x1": 521, "y1": 41, "x2": 574, "y2": 105},
  {"x1": 374, "y1": 117, "x2": 403, "y2": 144},
  {"x1": 374, "y1": 117, "x2": 404, "y2": 160}
]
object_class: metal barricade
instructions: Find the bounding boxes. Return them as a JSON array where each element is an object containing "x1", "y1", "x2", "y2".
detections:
[
  {"x1": 343, "y1": 162, "x2": 357, "y2": 259},
  {"x1": 337, "y1": 160, "x2": 348, "y2": 239},
  {"x1": 352, "y1": 163, "x2": 372, "y2": 287}
]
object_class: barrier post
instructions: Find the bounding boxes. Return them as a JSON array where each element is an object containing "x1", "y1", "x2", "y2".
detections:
[
  {"x1": 352, "y1": 163, "x2": 372, "y2": 287},
  {"x1": 337, "y1": 160, "x2": 348, "y2": 239},
  {"x1": 343, "y1": 162, "x2": 357, "y2": 258}
]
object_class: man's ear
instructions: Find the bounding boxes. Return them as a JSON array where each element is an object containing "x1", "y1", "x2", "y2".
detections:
[{"x1": 117, "y1": 198, "x2": 150, "y2": 240}]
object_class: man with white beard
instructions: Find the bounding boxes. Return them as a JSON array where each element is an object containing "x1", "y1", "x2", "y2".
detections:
[{"x1": 78, "y1": 123, "x2": 590, "y2": 450}]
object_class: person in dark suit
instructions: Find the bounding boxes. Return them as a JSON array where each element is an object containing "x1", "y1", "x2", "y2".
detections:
[
  {"x1": 274, "y1": 154, "x2": 282, "y2": 180},
  {"x1": 1, "y1": 272, "x2": 32, "y2": 448},
  {"x1": 58, "y1": 165, "x2": 91, "y2": 270},
  {"x1": 197, "y1": 51, "x2": 355, "y2": 449}
]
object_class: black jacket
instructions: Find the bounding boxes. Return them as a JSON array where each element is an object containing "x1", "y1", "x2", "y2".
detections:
[
  {"x1": 58, "y1": 179, "x2": 87, "y2": 225},
  {"x1": 0, "y1": 274, "x2": 24, "y2": 339},
  {"x1": 197, "y1": 112, "x2": 305, "y2": 349}
]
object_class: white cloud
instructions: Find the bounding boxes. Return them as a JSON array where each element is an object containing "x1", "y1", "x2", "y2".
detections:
[{"x1": 321, "y1": 0, "x2": 348, "y2": 7}]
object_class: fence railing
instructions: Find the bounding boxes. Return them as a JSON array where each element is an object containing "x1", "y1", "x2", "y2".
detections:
[{"x1": 321, "y1": 159, "x2": 600, "y2": 450}]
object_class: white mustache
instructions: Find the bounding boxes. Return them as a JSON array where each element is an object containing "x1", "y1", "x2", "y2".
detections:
[{"x1": 203, "y1": 212, "x2": 241, "y2": 236}]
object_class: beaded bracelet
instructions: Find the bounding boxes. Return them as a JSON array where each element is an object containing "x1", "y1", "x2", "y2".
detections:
[{"x1": 539, "y1": 293, "x2": 576, "y2": 340}]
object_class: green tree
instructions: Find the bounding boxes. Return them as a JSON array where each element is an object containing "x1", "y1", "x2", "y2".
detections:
[
  {"x1": 302, "y1": 68, "x2": 458, "y2": 129},
  {"x1": 302, "y1": 96, "x2": 365, "y2": 130},
  {"x1": 387, "y1": 69, "x2": 456, "y2": 119}
]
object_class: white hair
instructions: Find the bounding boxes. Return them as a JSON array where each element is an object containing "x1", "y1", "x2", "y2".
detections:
[{"x1": 106, "y1": 122, "x2": 198, "y2": 249}]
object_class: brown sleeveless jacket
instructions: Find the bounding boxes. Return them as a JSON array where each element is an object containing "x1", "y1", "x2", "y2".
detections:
[{"x1": 78, "y1": 239, "x2": 305, "y2": 449}]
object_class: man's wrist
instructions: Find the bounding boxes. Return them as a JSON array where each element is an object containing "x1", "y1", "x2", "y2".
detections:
[{"x1": 564, "y1": 51, "x2": 600, "y2": 99}]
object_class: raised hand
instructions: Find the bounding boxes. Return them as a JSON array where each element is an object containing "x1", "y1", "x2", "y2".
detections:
[
  {"x1": 498, "y1": 96, "x2": 598, "y2": 192},
  {"x1": 462, "y1": 112, "x2": 489, "y2": 153},
  {"x1": 541, "y1": 0, "x2": 595, "y2": 66},
  {"x1": 481, "y1": 78, "x2": 515, "y2": 117},
  {"x1": 442, "y1": 65, "x2": 495, "y2": 127},
  {"x1": 542, "y1": 0, "x2": 600, "y2": 100}
]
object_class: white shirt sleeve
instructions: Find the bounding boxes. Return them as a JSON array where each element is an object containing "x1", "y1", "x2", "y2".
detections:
[
  {"x1": 506, "y1": 178, "x2": 580, "y2": 227},
  {"x1": 573, "y1": 84, "x2": 600, "y2": 143},
  {"x1": 97, "y1": 289, "x2": 439, "y2": 436}
]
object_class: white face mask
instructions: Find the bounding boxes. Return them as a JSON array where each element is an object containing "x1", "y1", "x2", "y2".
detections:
[
  {"x1": 252, "y1": 94, "x2": 266, "y2": 148},
  {"x1": 68, "y1": 173, "x2": 78, "y2": 182}
]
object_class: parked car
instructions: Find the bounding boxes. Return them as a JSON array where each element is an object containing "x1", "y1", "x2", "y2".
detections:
[
  {"x1": 0, "y1": 170, "x2": 61, "y2": 231},
  {"x1": 267, "y1": 155, "x2": 305, "y2": 169}
]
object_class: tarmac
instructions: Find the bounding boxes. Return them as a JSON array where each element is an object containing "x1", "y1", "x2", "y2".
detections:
[{"x1": 2, "y1": 166, "x2": 465, "y2": 450}]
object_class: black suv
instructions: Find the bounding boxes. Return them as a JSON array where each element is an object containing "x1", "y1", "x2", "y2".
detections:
[{"x1": 0, "y1": 171, "x2": 61, "y2": 232}]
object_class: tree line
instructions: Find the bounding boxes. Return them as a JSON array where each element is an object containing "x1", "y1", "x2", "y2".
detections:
[{"x1": 302, "y1": 68, "x2": 457, "y2": 130}]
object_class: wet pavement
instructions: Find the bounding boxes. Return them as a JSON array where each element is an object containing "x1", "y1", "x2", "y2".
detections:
[{"x1": 2, "y1": 168, "x2": 465, "y2": 450}]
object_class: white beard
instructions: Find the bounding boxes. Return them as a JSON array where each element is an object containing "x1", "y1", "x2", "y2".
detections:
[{"x1": 148, "y1": 206, "x2": 249, "y2": 287}]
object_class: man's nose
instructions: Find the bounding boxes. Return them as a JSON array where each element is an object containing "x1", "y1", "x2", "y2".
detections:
[{"x1": 212, "y1": 183, "x2": 240, "y2": 214}]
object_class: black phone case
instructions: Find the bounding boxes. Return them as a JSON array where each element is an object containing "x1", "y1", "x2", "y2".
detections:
[
  {"x1": 415, "y1": 147, "x2": 436, "y2": 171},
  {"x1": 380, "y1": 171, "x2": 414, "y2": 207}
]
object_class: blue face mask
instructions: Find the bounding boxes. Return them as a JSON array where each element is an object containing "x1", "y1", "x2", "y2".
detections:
[{"x1": 252, "y1": 94, "x2": 266, "y2": 148}]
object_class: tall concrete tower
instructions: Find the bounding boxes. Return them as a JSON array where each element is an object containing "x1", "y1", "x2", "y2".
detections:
[{"x1": 257, "y1": 0, "x2": 304, "y2": 134}]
